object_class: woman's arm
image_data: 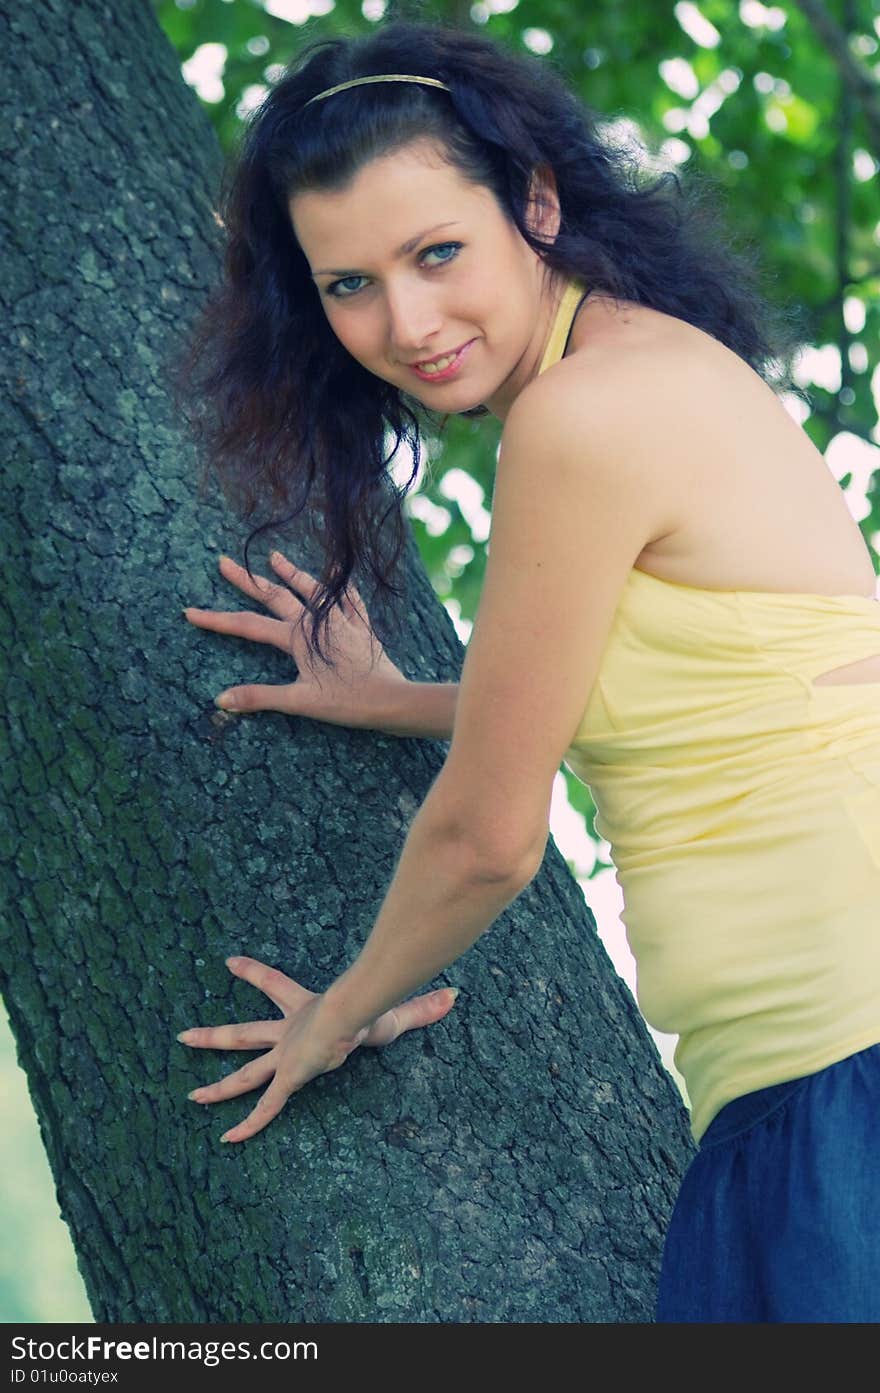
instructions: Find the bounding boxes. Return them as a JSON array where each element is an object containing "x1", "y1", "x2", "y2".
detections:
[
  {"x1": 320, "y1": 353, "x2": 678, "y2": 1038},
  {"x1": 316, "y1": 771, "x2": 540, "y2": 1038},
  {"x1": 180, "y1": 765, "x2": 540, "y2": 1146},
  {"x1": 372, "y1": 680, "x2": 458, "y2": 740}
]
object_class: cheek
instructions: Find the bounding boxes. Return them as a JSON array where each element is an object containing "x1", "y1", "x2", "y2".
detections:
[{"x1": 326, "y1": 307, "x2": 379, "y2": 361}]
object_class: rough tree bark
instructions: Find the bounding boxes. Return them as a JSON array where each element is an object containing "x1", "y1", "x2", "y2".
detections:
[{"x1": 0, "y1": 0, "x2": 694, "y2": 1322}]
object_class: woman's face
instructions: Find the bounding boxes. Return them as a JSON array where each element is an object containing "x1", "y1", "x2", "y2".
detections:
[{"x1": 289, "y1": 138, "x2": 562, "y2": 422}]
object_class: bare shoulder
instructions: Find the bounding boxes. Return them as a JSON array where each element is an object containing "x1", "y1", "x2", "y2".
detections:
[
  {"x1": 510, "y1": 303, "x2": 863, "y2": 598},
  {"x1": 501, "y1": 315, "x2": 730, "y2": 540},
  {"x1": 510, "y1": 307, "x2": 737, "y2": 448}
]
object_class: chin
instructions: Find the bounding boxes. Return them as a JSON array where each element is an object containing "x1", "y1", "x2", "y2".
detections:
[
  {"x1": 413, "y1": 375, "x2": 486, "y2": 405},
  {"x1": 449, "y1": 393, "x2": 489, "y2": 415},
  {"x1": 421, "y1": 392, "x2": 487, "y2": 416}
]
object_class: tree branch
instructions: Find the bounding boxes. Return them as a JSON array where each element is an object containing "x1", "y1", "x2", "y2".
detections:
[{"x1": 792, "y1": 0, "x2": 880, "y2": 159}]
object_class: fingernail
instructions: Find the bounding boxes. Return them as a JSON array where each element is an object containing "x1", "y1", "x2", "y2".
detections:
[
  {"x1": 226, "y1": 957, "x2": 241, "y2": 968},
  {"x1": 448, "y1": 987, "x2": 461, "y2": 1002},
  {"x1": 219, "y1": 1132, "x2": 233, "y2": 1143},
  {"x1": 181, "y1": 608, "x2": 191, "y2": 617},
  {"x1": 215, "y1": 693, "x2": 239, "y2": 711},
  {"x1": 187, "y1": 1089, "x2": 202, "y2": 1101},
  {"x1": 177, "y1": 1030, "x2": 195, "y2": 1042},
  {"x1": 270, "y1": 550, "x2": 283, "y2": 562}
]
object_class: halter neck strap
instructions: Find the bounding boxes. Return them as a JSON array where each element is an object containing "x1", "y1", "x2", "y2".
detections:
[{"x1": 537, "y1": 279, "x2": 589, "y2": 377}]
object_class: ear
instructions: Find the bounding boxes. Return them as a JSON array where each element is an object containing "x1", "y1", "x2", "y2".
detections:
[{"x1": 525, "y1": 164, "x2": 561, "y2": 244}]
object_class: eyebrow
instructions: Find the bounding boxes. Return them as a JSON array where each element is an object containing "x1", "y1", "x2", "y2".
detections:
[{"x1": 311, "y1": 222, "x2": 462, "y2": 278}]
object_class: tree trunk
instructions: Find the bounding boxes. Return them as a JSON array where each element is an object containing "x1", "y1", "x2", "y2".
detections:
[{"x1": 0, "y1": 0, "x2": 694, "y2": 1322}]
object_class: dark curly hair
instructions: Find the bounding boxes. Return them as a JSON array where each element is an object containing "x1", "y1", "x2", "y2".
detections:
[{"x1": 171, "y1": 17, "x2": 812, "y2": 668}]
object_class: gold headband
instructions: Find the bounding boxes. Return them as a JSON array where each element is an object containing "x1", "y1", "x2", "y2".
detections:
[{"x1": 303, "y1": 74, "x2": 451, "y2": 109}]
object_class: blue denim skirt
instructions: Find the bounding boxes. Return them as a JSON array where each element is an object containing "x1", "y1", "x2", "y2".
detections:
[{"x1": 656, "y1": 1042, "x2": 880, "y2": 1322}]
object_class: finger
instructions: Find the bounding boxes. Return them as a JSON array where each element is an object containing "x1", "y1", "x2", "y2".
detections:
[
  {"x1": 269, "y1": 551, "x2": 322, "y2": 602},
  {"x1": 177, "y1": 1019, "x2": 284, "y2": 1051},
  {"x1": 218, "y1": 555, "x2": 305, "y2": 621},
  {"x1": 188, "y1": 1050, "x2": 276, "y2": 1105},
  {"x1": 341, "y1": 584, "x2": 369, "y2": 625},
  {"x1": 225, "y1": 955, "x2": 314, "y2": 1015},
  {"x1": 271, "y1": 550, "x2": 368, "y2": 625},
  {"x1": 213, "y1": 681, "x2": 304, "y2": 715},
  {"x1": 364, "y1": 987, "x2": 459, "y2": 1047},
  {"x1": 183, "y1": 606, "x2": 296, "y2": 652},
  {"x1": 390, "y1": 987, "x2": 459, "y2": 1036},
  {"x1": 219, "y1": 1076, "x2": 299, "y2": 1145}
]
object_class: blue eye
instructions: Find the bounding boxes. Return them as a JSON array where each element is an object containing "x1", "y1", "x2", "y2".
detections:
[
  {"x1": 327, "y1": 274, "x2": 367, "y2": 299},
  {"x1": 326, "y1": 241, "x2": 463, "y2": 299},
  {"x1": 422, "y1": 241, "x2": 462, "y2": 267}
]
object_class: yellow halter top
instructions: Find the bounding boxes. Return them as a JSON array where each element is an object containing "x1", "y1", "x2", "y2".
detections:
[{"x1": 537, "y1": 280, "x2": 880, "y2": 1141}]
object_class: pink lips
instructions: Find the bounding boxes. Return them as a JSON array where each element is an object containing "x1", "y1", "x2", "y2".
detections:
[{"x1": 409, "y1": 339, "x2": 476, "y2": 383}]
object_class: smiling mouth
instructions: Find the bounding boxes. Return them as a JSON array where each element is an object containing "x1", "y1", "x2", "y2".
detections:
[
  {"x1": 407, "y1": 339, "x2": 476, "y2": 381},
  {"x1": 412, "y1": 342, "x2": 469, "y2": 370}
]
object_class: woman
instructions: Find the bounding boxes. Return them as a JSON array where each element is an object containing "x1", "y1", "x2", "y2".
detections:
[{"x1": 174, "y1": 20, "x2": 880, "y2": 1321}]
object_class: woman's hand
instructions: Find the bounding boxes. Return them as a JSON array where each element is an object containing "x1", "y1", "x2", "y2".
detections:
[
  {"x1": 178, "y1": 955, "x2": 459, "y2": 1144},
  {"x1": 184, "y1": 551, "x2": 407, "y2": 730}
]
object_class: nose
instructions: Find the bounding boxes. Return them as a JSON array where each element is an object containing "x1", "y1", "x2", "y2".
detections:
[{"x1": 386, "y1": 283, "x2": 443, "y2": 360}]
